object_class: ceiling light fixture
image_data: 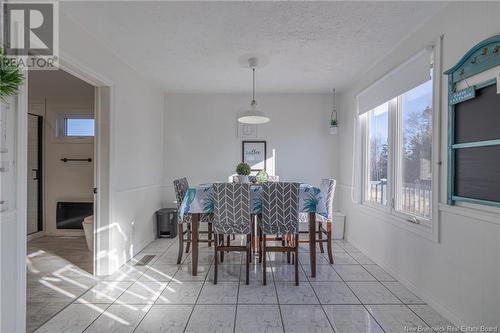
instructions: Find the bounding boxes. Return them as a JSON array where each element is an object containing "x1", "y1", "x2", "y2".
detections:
[{"x1": 238, "y1": 57, "x2": 270, "y2": 124}]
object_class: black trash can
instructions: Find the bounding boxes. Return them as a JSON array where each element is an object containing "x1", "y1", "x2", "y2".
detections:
[{"x1": 156, "y1": 208, "x2": 178, "y2": 238}]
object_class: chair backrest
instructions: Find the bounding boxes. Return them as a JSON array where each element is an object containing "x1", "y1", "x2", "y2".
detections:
[
  {"x1": 173, "y1": 177, "x2": 189, "y2": 209},
  {"x1": 213, "y1": 183, "x2": 252, "y2": 235},
  {"x1": 320, "y1": 178, "x2": 336, "y2": 220},
  {"x1": 260, "y1": 182, "x2": 300, "y2": 234},
  {"x1": 268, "y1": 175, "x2": 280, "y2": 182}
]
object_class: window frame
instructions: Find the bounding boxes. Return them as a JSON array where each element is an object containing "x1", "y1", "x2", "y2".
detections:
[
  {"x1": 55, "y1": 112, "x2": 95, "y2": 142},
  {"x1": 362, "y1": 99, "x2": 396, "y2": 214},
  {"x1": 360, "y1": 45, "x2": 440, "y2": 241},
  {"x1": 392, "y1": 92, "x2": 433, "y2": 228}
]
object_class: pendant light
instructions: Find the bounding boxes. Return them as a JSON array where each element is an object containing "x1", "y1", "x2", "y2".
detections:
[{"x1": 238, "y1": 57, "x2": 270, "y2": 124}]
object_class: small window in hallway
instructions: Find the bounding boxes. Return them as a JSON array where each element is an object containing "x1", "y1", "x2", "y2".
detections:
[{"x1": 65, "y1": 118, "x2": 94, "y2": 137}]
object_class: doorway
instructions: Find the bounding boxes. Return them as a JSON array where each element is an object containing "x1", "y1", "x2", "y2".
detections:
[
  {"x1": 25, "y1": 69, "x2": 99, "y2": 332},
  {"x1": 27, "y1": 113, "x2": 43, "y2": 235}
]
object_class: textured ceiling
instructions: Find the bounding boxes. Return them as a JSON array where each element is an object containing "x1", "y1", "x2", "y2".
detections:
[{"x1": 62, "y1": 1, "x2": 444, "y2": 93}]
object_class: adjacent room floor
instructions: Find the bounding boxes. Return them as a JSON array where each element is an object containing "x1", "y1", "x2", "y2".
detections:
[
  {"x1": 30, "y1": 236, "x2": 454, "y2": 333},
  {"x1": 27, "y1": 236, "x2": 95, "y2": 333}
]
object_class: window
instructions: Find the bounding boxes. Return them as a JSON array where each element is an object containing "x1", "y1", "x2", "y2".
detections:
[
  {"x1": 362, "y1": 73, "x2": 434, "y2": 223},
  {"x1": 395, "y1": 80, "x2": 433, "y2": 219},
  {"x1": 65, "y1": 118, "x2": 94, "y2": 137},
  {"x1": 364, "y1": 102, "x2": 389, "y2": 206},
  {"x1": 55, "y1": 113, "x2": 94, "y2": 139}
]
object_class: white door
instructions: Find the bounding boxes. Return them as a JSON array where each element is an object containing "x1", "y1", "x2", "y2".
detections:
[{"x1": 0, "y1": 94, "x2": 27, "y2": 333}]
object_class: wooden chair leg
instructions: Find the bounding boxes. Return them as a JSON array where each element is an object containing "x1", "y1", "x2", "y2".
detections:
[
  {"x1": 185, "y1": 224, "x2": 191, "y2": 253},
  {"x1": 262, "y1": 234, "x2": 267, "y2": 285},
  {"x1": 318, "y1": 222, "x2": 324, "y2": 253},
  {"x1": 219, "y1": 234, "x2": 224, "y2": 263},
  {"x1": 213, "y1": 233, "x2": 218, "y2": 284},
  {"x1": 226, "y1": 235, "x2": 230, "y2": 247},
  {"x1": 326, "y1": 224, "x2": 334, "y2": 264},
  {"x1": 294, "y1": 234, "x2": 299, "y2": 286},
  {"x1": 208, "y1": 222, "x2": 213, "y2": 247},
  {"x1": 248, "y1": 234, "x2": 252, "y2": 264},
  {"x1": 258, "y1": 227, "x2": 262, "y2": 263},
  {"x1": 246, "y1": 235, "x2": 250, "y2": 285},
  {"x1": 286, "y1": 235, "x2": 291, "y2": 264},
  {"x1": 177, "y1": 223, "x2": 184, "y2": 264}
]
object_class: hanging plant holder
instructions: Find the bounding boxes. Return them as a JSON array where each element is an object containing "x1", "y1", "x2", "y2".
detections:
[
  {"x1": 0, "y1": 48, "x2": 25, "y2": 101},
  {"x1": 329, "y1": 88, "x2": 338, "y2": 135}
]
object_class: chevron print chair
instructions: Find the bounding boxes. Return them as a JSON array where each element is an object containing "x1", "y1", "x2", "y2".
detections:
[
  {"x1": 259, "y1": 182, "x2": 300, "y2": 286},
  {"x1": 299, "y1": 178, "x2": 337, "y2": 264},
  {"x1": 173, "y1": 177, "x2": 214, "y2": 265},
  {"x1": 212, "y1": 183, "x2": 252, "y2": 285}
]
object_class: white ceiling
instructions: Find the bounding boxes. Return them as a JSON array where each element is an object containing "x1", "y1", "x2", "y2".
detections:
[{"x1": 62, "y1": 1, "x2": 444, "y2": 93}]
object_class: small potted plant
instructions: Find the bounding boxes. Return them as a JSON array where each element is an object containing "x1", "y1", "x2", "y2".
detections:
[
  {"x1": 235, "y1": 162, "x2": 251, "y2": 183},
  {"x1": 329, "y1": 119, "x2": 338, "y2": 134}
]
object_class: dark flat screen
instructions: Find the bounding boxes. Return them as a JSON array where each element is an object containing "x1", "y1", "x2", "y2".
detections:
[
  {"x1": 454, "y1": 84, "x2": 500, "y2": 144},
  {"x1": 454, "y1": 146, "x2": 500, "y2": 202},
  {"x1": 56, "y1": 202, "x2": 93, "y2": 229}
]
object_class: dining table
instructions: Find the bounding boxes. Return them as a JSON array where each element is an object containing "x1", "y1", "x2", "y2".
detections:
[{"x1": 179, "y1": 183, "x2": 328, "y2": 278}]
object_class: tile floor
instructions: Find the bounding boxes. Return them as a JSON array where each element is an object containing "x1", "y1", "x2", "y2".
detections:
[
  {"x1": 30, "y1": 236, "x2": 455, "y2": 333},
  {"x1": 27, "y1": 236, "x2": 96, "y2": 333}
]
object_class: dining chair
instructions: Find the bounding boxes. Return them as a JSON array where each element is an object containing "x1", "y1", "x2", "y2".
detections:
[
  {"x1": 212, "y1": 183, "x2": 252, "y2": 285},
  {"x1": 173, "y1": 177, "x2": 214, "y2": 265},
  {"x1": 299, "y1": 178, "x2": 336, "y2": 264},
  {"x1": 259, "y1": 182, "x2": 300, "y2": 286},
  {"x1": 267, "y1": 175, "x2": 280, "y2": 182}
]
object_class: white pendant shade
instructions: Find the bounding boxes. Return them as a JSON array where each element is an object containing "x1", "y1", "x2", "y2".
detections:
[
  {"x1": 238, "y1": 56, "x2": 270, "y2": 124},
  {"x1": 238, "y1": 109, "x2": 270, "y2": 124}
]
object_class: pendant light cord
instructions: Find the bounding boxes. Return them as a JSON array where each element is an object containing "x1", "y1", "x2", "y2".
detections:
[
  {"x1": 332, "y1": 88, "x2": 336, "y2": 110},
  {"x1": 252, "y1": 67, "x2": 256, "y2": 103},
  {"x1": 331, "y1": 88, "x2": 336, "y2": 122}
]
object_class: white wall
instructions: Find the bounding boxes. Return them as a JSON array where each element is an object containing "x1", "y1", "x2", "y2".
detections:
[
  {"x1": 58, "y1": 8, "x2": 166, "y2": 273},
  {"x1": 29, "y1": 70, "x2": 95, "y2": 235},
  {"x1": 164, "y1": 93, "x2": 337, "y2": 203},
  {"x1": 337, "y1": 2, "x2": 500, "y2": 327}
]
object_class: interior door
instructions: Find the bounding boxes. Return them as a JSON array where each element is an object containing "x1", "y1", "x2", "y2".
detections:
[{"x1": 27, "y1": 113, "x2": 43, "y2": 235}]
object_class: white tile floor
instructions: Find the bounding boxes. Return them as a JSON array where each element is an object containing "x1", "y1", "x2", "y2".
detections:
[{"x1": 31, "y1": 236, "x2": 456, "y2": 333}]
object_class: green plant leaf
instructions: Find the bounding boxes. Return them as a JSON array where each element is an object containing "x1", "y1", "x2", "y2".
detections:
[{"x1": 0, "y1": 48, "x2": 25, "y2": 100}]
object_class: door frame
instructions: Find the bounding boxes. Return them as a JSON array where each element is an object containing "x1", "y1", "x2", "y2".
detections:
[
  {"x1": 27, "y1": 113, "x2": 44, "y2": 236},
  {"x1": 56, "y1": 51, "x2": 114, "y2": 276}
]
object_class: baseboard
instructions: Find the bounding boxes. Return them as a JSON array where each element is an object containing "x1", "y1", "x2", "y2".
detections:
[
  {"x1": 27, "y1": 231, "x2": 45, "y2": 241},
  {"x1": 44, "y1": 230, "x2": 85, "y2": 237},
  {"x1": 346, "y1": 238, "x2": 464, "y2": 327}
]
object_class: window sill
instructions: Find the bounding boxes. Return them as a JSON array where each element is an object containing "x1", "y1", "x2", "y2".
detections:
[
  {"x1": 51, "y1": 137, "x2": 94, "y2": 144},
  {"x1": 438, "y1": 203, "x2": 500, "y2": 226},
  {"x1": 356, "y1": 202, "x2": 439, "y2": 242}
]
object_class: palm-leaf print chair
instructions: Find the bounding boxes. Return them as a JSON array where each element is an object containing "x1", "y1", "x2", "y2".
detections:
[
  {"x1": 299, "y1": 178, "x2": 337, "y2": 264},
  {"x1": 173, "y1": 177, "x2": 214, "y2": 265},
  {"x1": 212, "y1": 183, "x2": 252, "y2": 285},
  {"x1": 259, "y1": 182, "x2": 300, "y2": 286}
]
